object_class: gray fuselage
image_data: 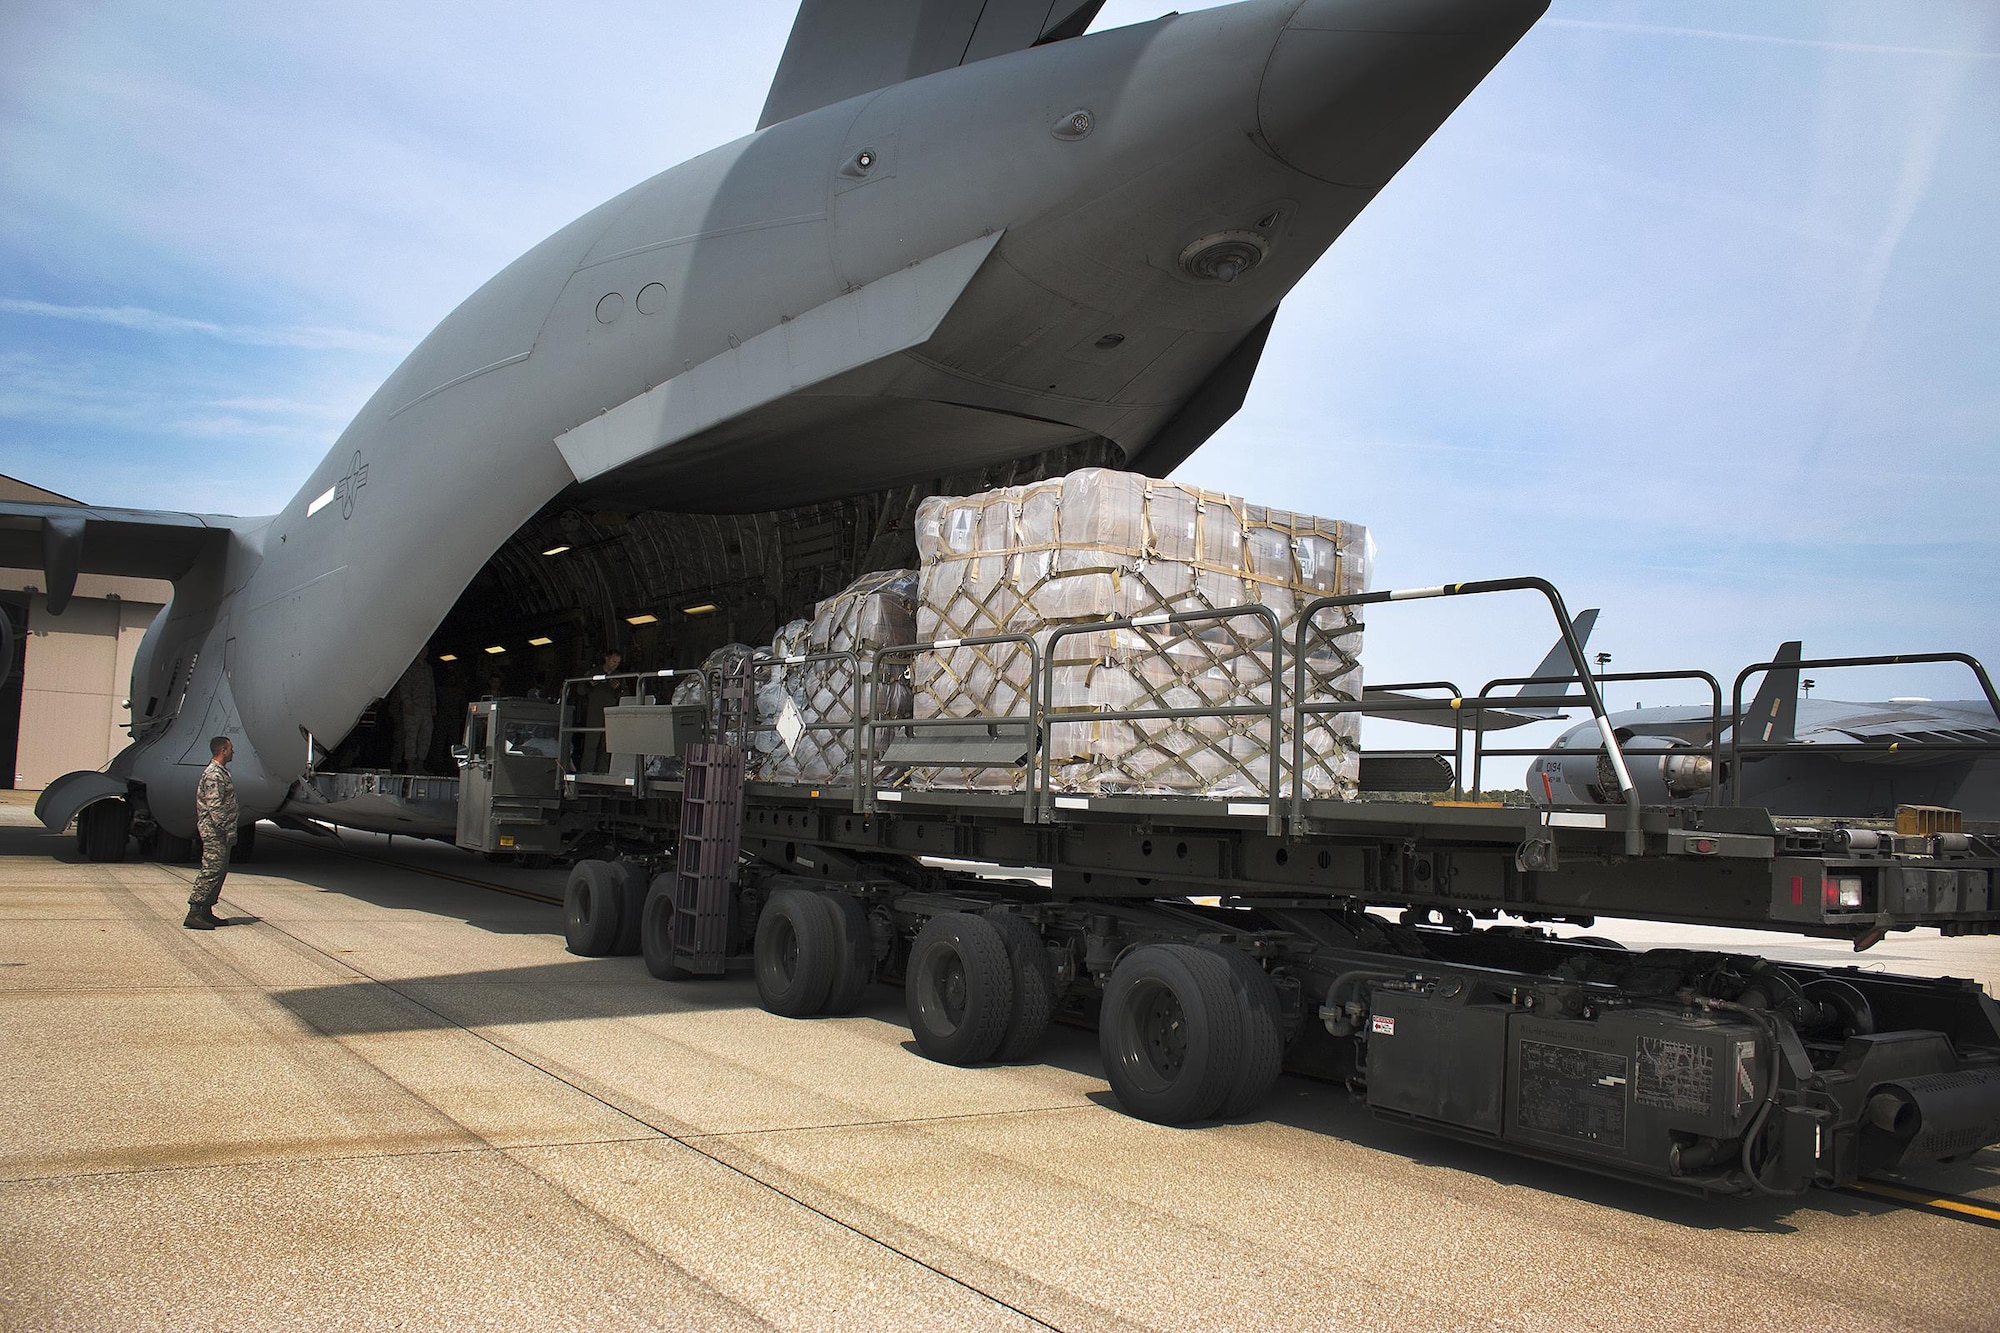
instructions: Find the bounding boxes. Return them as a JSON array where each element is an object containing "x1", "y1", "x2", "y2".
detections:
[{"x1": 114, "y1": 0, "x2": 1547, "y2": 834}]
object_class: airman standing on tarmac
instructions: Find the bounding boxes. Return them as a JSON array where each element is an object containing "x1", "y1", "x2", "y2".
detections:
[{"x1": 184, "y1": 736, "x2": 239, "y2": 930}]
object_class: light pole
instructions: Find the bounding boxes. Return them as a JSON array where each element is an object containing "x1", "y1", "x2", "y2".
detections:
[
  {"x1": 1594, "y1": 651, "x2": 1612, "y2": 711},
  {"x1": 1802, "y1": 678, "x2": 1816, "y2": 699}
]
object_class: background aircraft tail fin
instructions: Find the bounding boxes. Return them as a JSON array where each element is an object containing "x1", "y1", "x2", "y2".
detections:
[
  {"x1": 1505, "y1": 608, "x2": 1598, "y2": 716},
  {"x1": 759, "y1": 0, "x2": 1106, "y2": 129},
  {"x1": 1742, "y1": 640, "x2": 1803, "y2": 744}
]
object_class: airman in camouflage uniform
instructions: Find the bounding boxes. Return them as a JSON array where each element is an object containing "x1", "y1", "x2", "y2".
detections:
[{"x1": 184, "y1": 736, "x2": 239, "y2": 930}]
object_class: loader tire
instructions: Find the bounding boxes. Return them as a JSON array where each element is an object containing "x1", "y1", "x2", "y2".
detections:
[
  {"x1": 1201, "y1": 944, "x2": 1285, "y2": 1119},
  {"x1": 755, "y1": 888, "x2": 838, "y2": 1017},
  {"x1": 613, "y1": 862, "x2": 645, "y2": 957},
  {"x1": 1100, "y1": 944, "x2": 1243, "y2": 1124},
  {"x1": 905, "y1": 912, "x2": 1013, "y2": 1065},
  {"x1": 818, "y1": 891, "x2": 875, "y2": 1016},
  {"x1": 564, "y1": 860, "x2": 623, "y2": 957},
  {"x1": 986, "y1": 911, "x2": 1054, "y2": 1062},
  {"x1": 640, "y1": 875, "x2": 680, "y2": 980}
]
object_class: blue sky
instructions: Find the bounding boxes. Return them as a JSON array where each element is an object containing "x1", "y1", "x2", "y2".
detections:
[{"x1": 2, "y1": 0, "x2": 1996, "y2": 746}]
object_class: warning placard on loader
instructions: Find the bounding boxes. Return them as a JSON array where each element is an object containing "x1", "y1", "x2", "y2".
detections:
[{"x1": 1516, "y1": 1040, "x2": 1628, "y2": 1149}]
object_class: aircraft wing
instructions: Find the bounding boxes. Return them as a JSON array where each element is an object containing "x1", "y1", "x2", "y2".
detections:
[
  {"x1": 1360, "y1": 689, "x2": 1548, "y2": 733},
  {"x1": 759, "y1": 0, "x2": 1107, "y2": 129},
  {"x1": 1813, "y1": 706, "x2": 2000, "y2": 764},
  {"x1": 0, "y1": 502, "x2": 235, "y2": 614}
]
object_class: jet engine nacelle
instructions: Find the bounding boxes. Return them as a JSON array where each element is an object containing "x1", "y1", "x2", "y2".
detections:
[{"x1": 1540, "y1": 733, "x2": 1715, "y2": 806}]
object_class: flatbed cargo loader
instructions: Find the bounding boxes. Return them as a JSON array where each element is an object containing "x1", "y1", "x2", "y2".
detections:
[{"x1": 455, "y1": 577, "x2": 2000, "y2": 1196}]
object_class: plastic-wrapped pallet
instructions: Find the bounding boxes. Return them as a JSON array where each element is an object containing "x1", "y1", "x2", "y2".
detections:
[
  {"x1": 756, "y1": 569, "x2": 918, "y2": 783},
  {"x1": 909, "y1": 468, "x2": 1367, "y2": 799},
  {"x1": 670, "y1": 642, "x2": 756, "y2": 707}
]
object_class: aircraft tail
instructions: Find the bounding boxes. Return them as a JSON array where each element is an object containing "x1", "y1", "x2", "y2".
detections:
[
  {"x1": 1505, "y1": 608, "x2": 1599, "y2": 716},
  {"x1": 1742, "y1": 641, "x2": 1802, "y2": 744},
  {"x1": 759, "y1": 0, "x2": 1106, "y2": 129}
]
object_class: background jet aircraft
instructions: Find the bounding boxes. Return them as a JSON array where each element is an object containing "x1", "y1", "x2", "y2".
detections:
[
  {"x1": 0, "y1": 0, "x2": 1550, "y2": 851},
  {"x1": 1355, "y1": 608, "x2": 1597, "y2": 794},
  {"x1": 1362, "y1": 607, "x2": 1598, "y2": 731},
  {"x1": 1527, "y1": 641, "x2": 2000, "y2": 819}
]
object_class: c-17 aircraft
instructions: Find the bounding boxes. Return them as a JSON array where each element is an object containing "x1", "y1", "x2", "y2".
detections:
[
  {"x1": 1526, "y1": 641, "x2": 2000, "y2": 819},
  {"x1": 0, "y1": 0, "x2": 1550, "y2": 852}
]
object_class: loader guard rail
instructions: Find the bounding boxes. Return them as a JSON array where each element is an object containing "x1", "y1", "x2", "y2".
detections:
[
  {"x1": 559, "y1": 575, "x2": 1663, "y2": 847},
  {"x1": 1292, "y1": 577, "x2": 1647, "y2": 854}
]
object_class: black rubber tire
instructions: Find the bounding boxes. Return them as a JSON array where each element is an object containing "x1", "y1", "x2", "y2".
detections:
[
  {"x1": 78, "y1": 800, "x2": 130, "y2": 863},
  {"x1": 754, "y1": 887, "x2": 839, "y2": 1016},
  {"x1": 563, "y1": 860, "x2": 624, "y2": 957},
  {"x1": 818, "y1": 891, "x2": 875, "y2": 1016},
  {"x1": 1201, "y1": 945, "x2": 1285, "y2": 1119},
  {"x1": 640, "y1": 874, "x2": 680, "y2": 980},
  {"x1": 905, "y1": 912, "x2": 1014, "y2": 1065},
  {"x1": 986, "y1": 912, "x2": 1054, "y2": 1062},
  {"x1": 233, "y1": 821, "x2": 257, "y2": 864},
  {"x1": 1099, "y1": 943, "x2": 1244, "y2": 1124},
  {"x1": 612, "y1": 862, "x2": 645, "y2": 957},
  {"x1": 153, "y1": 830, "x2": 196, "y2": 864}
]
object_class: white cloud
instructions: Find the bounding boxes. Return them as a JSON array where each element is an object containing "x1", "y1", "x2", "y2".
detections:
[
  {"x1": 1545, "y1": 18, "x2": 2000, "y2": 61},
  {"x1": 0, "y1": 297, "x2": 409, "y2": 353}
]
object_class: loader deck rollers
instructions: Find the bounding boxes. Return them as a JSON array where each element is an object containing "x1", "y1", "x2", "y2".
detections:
[{"x1": 540, "y1": 578, "x2": 2000, "y2": 1198}]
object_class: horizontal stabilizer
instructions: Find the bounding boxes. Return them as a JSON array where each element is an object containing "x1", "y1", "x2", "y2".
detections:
[
  {"x1": 759, "y1": 0, "x2": 1106, "y2": 129},
  {"x1": 0, "y1": 502, "x2": 233, "y2": 614},
  {"x1": 1365, "y1": 608, "x2": 1599, "y2": 732},
  {"x1": 555, "y1": 232, "x2": 1003, "y2": 484}
]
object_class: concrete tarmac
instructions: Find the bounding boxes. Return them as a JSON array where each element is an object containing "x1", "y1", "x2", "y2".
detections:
[{"x1": 2, "y1": 793, "x2": 1997, "y2": 1331}]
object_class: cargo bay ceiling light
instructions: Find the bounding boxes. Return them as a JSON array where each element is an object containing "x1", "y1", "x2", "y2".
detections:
[
  {"x1": 681, "y1": 603, "x2": 719, "y2": 616},
  {"x1": 483, "y1": 645, "x2": 506, "y2": 655},
  {"x1": 541, "y1": 545, "x2": 570, "y2": 556},
  {"x1": 625, "y1": 613, "x2": 658, "y2": 625},
  {"x1": 437, "y1": 653, "x2": 458, "y2": 662},
  {"x1": 527, "y1": 636, "x2": 554, "y2": 647}
]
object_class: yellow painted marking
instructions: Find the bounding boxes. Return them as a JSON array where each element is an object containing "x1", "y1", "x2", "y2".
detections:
[{"x1": 1850, "y1": 1180, "x2": 2000, "y2": 1224}]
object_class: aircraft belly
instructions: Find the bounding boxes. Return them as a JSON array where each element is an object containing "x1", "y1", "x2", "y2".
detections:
[{"x1": 574, "y1": 393, "x2": 1093, "y2": 513}]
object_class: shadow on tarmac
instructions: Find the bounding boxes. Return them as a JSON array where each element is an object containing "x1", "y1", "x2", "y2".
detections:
[
  {"x1": 23, "y1": 817, "x2": 1990, "y2": 1237},
  {"x1": 273, "y1": 934, "x2": 2000, "y2": 1235},
  {"x1": 0, "y1": 818, "x2": 561, "y2": 929},
  {"x1": 0, "y1": 822, "x2": 84, "y2": 861}
]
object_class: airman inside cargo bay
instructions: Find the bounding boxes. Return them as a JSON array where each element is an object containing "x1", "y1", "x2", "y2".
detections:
[{"x1": 578, "y1": 649, "x2": 626, "y2": 773}]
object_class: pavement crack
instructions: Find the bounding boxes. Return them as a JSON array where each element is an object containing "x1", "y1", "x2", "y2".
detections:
[
  {"x1": 0, "y1": 1134, "x2": 671, "y2": 1186},
  {"x1": 682, "y1": 1103, "x2": 1091, "y2": 1140}
]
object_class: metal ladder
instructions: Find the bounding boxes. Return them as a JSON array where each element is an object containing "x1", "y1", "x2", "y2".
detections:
[{"x1": 670, "y1": 657, "x2": 752, "y2": 975}]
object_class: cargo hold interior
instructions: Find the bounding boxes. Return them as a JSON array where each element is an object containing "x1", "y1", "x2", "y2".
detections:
[{"x1": 319, "y1": 439, "x2": 1122, "y2": 770}]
